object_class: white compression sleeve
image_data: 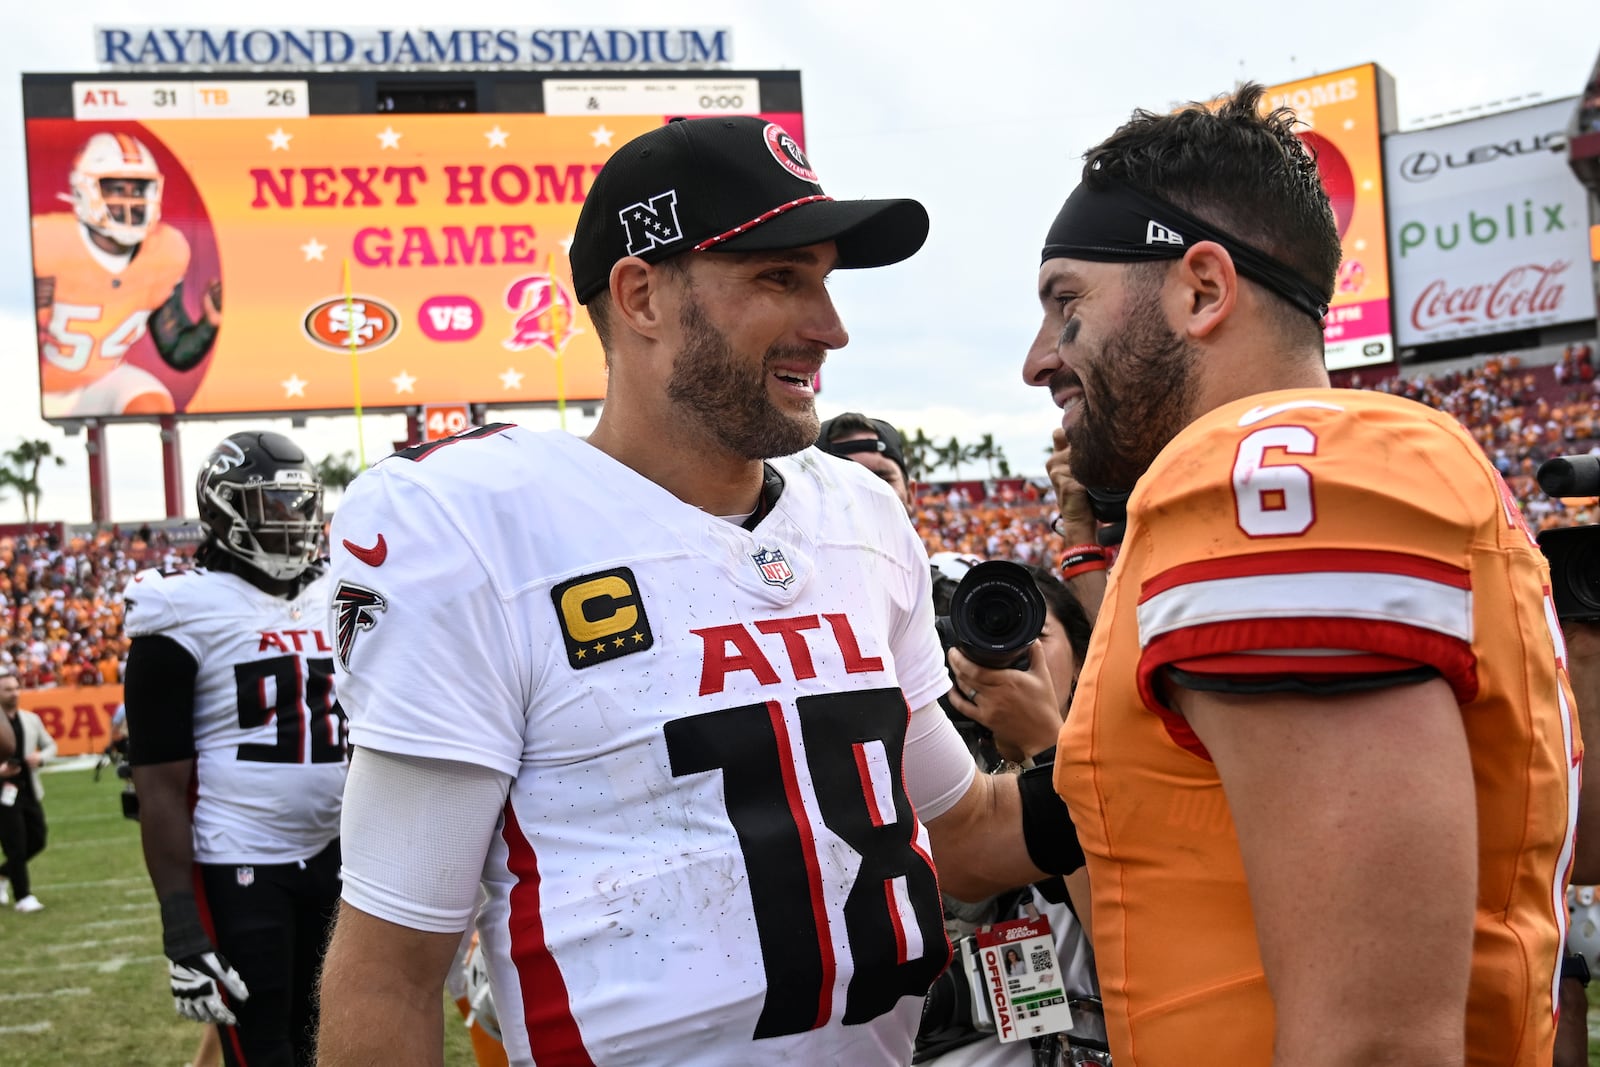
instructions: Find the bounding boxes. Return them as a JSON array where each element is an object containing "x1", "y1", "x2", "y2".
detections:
[
  {"x1": 903, "y1": 697, "x2": 979, "y2": 822},
  {"x1": 339, "y1": 747, "x2": 512, "y2": 933}
]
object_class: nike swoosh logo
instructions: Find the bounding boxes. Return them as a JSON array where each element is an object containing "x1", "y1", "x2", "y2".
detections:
[
  {"x1": 342, "y1": 534, "x2": 388, "y2": 567},
  {"x1": 1237, "y1": 400, "x2": 1345, "y2": 426}
]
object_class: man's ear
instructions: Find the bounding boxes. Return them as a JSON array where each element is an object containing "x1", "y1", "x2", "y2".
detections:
[
  {"x1": 1172, "y1": 240, "x2": 1237, "y2": 341},
  {"x1": 609, "y1": 257, "x2": 671, "y2": 339}
]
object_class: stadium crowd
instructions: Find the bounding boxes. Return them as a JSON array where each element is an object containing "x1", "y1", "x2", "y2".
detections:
[
  {"x1": 5, "y1": 343, "x2": 1600, "y2": 684},
  {"x1": 0, "y1": 525, "x2": 189, "y2": 688}
]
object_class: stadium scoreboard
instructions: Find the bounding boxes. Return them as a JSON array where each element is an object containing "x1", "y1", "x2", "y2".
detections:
[{"x1": 21, "y1": 70, "x2": 804, "y2": 422}]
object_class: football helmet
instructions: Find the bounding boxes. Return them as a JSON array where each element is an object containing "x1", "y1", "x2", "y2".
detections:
[
  {"x1": 61, "y1": 132, "x2": 164, "y2": 247},
  {"x1": 196, "y1": 431, "x2": 324, "y2": 581}
]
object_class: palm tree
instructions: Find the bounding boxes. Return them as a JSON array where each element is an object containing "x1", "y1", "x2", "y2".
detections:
[
  {"x1": 315, "y1": 451, "x2": 362, "y2": 494},
  {"x1": 937, "y1": 436, "x2": 966, "y2": 480},
  {"x1": 2, "y1": 439, "x2": 65, "y2": 525},
  {"x1": 901, "y1": 428, "x2": 937, "y2": 481},
  {"x1": 968, "y1": 434, "x2": 1000, "y2": 479}
]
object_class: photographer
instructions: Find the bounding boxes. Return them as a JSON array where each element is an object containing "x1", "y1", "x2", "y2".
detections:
[
  {"x1": 917, "y1": 556, "x2": 1104, "y2": 1066},
  {"x1": 1531, "y1": 464, "x2": 1600, "y2": 1067},
  {"x1": 0, "y1": 671, "x2": 57, "y2": 913}
]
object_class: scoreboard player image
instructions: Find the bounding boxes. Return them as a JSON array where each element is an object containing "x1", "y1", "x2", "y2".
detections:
[{"x1": 33, "y1": 130, "x2": 222, "y2": 418}]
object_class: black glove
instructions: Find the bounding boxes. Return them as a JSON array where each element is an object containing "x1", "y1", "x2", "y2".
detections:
[{"x1": 161, "y1": 891, "x2": 249, "y2": 1025}]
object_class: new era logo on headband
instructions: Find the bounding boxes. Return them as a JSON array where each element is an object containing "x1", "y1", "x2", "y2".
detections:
[
  {"x1": 620, "y1": 190, "x2": 684, "y2": 255},
  {"x1": 1145, "y1": 220, "x2": 1185, "y2": 246}
]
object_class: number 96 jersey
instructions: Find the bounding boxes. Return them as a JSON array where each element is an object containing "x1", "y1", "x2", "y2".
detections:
[
  {"x1": 1057, "y1": 388, "x2": 1576, "y2": 1066},
  {"x1": 123, "y1": 566, "x2": 347, "y2": 865}
]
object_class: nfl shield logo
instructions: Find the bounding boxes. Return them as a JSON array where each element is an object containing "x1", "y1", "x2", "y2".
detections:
[
  {"x1": 236, "y1": 866, "x2": 255, "y2": 888},
  {"x1": 751, "y1": 547, "x2": 795, "y2": 588}
]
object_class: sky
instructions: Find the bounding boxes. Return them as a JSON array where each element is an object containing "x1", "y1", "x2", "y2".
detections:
[{"x1": 0, "y1": 0, "x2": 1594, "y2": 524}]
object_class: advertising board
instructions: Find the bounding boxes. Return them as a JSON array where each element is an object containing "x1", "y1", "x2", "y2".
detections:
[{"x1": 1386, "y1": 97, "x2": 1594, "y2": 347}]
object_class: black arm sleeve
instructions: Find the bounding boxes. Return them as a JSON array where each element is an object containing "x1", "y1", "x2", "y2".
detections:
[
  {"x1": 148, "y1": 283, "x2": 217, "y2": 371},
  {"x1": 124, "y1": 635, "x2": 200, "y2": 765}
]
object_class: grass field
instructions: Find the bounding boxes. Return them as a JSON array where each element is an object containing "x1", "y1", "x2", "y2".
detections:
[
  {"x1": 7, "y1": 766, "x2": 1600, "y2": 1066},
  {"x1": 0, "y1": 765, "x2": 476, "y2": 1067}
]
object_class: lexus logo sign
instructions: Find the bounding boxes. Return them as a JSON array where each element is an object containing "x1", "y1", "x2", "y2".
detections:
[{"x1": 1399, "y1": 132, "x2": 1567, "y2": 182}]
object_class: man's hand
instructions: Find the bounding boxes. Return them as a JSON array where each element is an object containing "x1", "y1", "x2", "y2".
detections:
[
  {"x1": 946, "y1": 642, "x2": 1064, "y2": 763},
  {"x1": 35, "y1": 275, "x2": 55, "y2": 312},
  {"x1": 202, "y1": 279, "x2": 222, "y2": 328},
  {"x1": 1047, "y1": 428, "x2": 1095, "y2": 546},
  {"x1": 169, "y1": 949, "x2": 250, "y2": 1025}
]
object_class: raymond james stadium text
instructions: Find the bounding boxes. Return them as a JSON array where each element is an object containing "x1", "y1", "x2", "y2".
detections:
[{"x1": 95, "y1": 26, "x2": 733, "y2": 69}]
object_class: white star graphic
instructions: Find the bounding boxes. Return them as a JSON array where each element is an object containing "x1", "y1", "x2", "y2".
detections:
[
  {"x1": 591, "y1": 124, "x2": 614, "y2": 148},
  {"x1": 1343, "y1": 118, "x2": 1356, "y2": 131},
  {"x1": 282, "y1": 374, "x2": 308, "y2": 398},
  {"x1": 377, "y1": 126, "x2": 402, "y2": 149},
  {"x1": 558, "y1": 233, "x2": 575, "y2": 255},
  {"x1": 267, "y1": 128, "x2": 292, "y2": 151},
  {"x1": 485, "y1": 125, "x2": 509, "y2": 148},
  {"x1": 391, "y1": 370, "x2": 417, "y2": 394},
  {"x1": 1354, "y1": 239, "x2": 1368, "y2": 252},
  {"x1": 300, "y1": 238, "x2": 327, "y2": 262},
  {"x1": 499, "y1": 367, "x2": 525, "y2": 390}
]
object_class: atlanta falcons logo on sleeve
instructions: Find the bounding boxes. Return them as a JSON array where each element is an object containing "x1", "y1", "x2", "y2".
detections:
[{"x1": 333, "y1": 580, "x2": 387, "y2": 670}]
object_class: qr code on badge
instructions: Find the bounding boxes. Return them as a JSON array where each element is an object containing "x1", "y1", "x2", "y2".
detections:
[{"x1": 1029, "y1": 948, "x2": 1050, "y2": 972}]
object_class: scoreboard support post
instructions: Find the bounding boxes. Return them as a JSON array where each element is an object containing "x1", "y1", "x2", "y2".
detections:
[
  {"x1": 159, "y1": 415, "x2": 184, "y2": 519},
  {"x1": 85, "y1": 422, "x2": 111, "y2": 526}
]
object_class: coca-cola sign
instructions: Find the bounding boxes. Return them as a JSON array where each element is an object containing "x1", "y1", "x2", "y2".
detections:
[
  {"x1": 1409, "y1": 261, "x2": 1569, "y2": 337},
  {"x1": 1386, "y1": 97, "x2": 1596, "y2": 347}
]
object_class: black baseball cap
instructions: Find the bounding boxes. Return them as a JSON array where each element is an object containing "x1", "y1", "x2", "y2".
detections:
[
  {"x1": 817, "y1": 413, "x2": 907, "y2": 477},
  {"x1": 571, "y1": 117, "x2": 929, "y2": 303}
]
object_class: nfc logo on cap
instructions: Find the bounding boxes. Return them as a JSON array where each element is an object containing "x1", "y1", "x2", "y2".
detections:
[
  {"x1": 1145, "y1": 220, "x2": 1185, "y2": 247},
  {"x1": 619, "y1": 190, "x2": 684, "y2": 256},
  {"x1": 552, "y1": 567, "x2": 654, "y2": 670}
]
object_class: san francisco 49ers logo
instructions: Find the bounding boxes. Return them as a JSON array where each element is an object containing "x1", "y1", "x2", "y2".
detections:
[
  {"x1": 503, "y1": 274, "x2": 583, "y2": 354},
  {"x1": 304, "y1": 296, "x2": 402, "y2": 353},
  {"x1": 333, "y1": 580, "x2": 387, "y2": 670}
]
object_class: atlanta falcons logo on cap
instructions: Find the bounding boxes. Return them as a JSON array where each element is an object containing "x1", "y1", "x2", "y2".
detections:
[{"x1": 333, "y1": 580, "x2": 387, "y2": 670}]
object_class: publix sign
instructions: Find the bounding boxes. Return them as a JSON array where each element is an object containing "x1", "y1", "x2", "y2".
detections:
[{"x1": 1385, "y1": 96, "x2": 1595, "y2": 347}]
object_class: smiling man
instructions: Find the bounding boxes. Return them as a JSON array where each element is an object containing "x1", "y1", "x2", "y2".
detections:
[
  {"x1": 1023, "y1": 84, "x2": 1577, "y2": 1066},
  {"x1": 317, "y1": 116, "x2": 1067, "y2": 1067}
]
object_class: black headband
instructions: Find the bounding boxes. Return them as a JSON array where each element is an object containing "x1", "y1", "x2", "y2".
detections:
[{"x1": 1041, "y1": 178, "x2": 1330, "y2": 326}]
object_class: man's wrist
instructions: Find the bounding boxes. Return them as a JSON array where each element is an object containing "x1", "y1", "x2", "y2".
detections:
[{"x1": 159, "y1": 891, "x2": 214, "y2": 960}]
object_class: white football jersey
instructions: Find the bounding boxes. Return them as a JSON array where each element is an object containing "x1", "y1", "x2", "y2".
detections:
[
  {"x1": 329, "y1": 426, "x2": 970, "y2": 1066},
  {"x1": 123, "y1": 566, "x2": 346, "y2": 865}
]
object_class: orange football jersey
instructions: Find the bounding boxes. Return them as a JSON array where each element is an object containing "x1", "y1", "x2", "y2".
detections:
[
  {"x1": 1056, "y1": 388, "x2": 1577, "y2": 1065},
  {"x1": 32, "y1": 212, "x2": 190, "y2": 397}
]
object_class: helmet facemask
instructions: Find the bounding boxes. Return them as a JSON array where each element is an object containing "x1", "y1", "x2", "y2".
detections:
[
  {"x1": 203, "y1": 472, "x2": 324, "y2": 581},
  {"x1": 62, "y1": 133, "x2": 165, "y2": 247}
]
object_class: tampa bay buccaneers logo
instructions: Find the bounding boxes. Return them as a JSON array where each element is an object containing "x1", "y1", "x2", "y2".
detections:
[
  {"x1": 502, "y1": 273, "x2": 583, "y2": 354},
  {"x1": 333, "y1": 580, "x2": 386, "y2": 670}
]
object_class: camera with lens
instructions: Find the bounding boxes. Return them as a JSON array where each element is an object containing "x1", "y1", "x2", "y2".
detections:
[
  {"x1": 931, "y1": 559, "x2": 1048, "y2": 763},
  {"x1": 1536, "y1": 455, "x2": 1600, "y2": 623},
  {"x1": 934, "y1": 560, "x2": 1047, "y2": 672},
  {"x1": 1085, "y1": 487, "x2": 1130, "y2": 547}
]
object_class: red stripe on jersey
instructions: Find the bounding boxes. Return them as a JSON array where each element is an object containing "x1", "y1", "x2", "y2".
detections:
[
  {"x1": 854, "y1": 742, "x2": 887, "y2": 827},
  {"x1": 501, "y1": 802, "x2": 597, "y2": 1067},
  {"x1": 1135, "y1": 617, "x2": 1479, "y2": 759},
  {"x1": 769, "y1": 699, "x2": 836, "y2": 1029},
  {"x1": 1139, "y1": 548, "x2": 1472, "y2": 602},
  {"x1": 884, "y1": 878, "x2": 911, "y2": 965}
]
